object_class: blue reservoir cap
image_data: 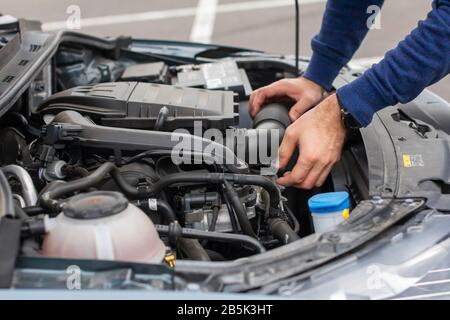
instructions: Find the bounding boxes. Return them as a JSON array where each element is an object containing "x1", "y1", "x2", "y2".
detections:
[{"x1": 308, "y1": 192, "x2": 350, "y2": 214}]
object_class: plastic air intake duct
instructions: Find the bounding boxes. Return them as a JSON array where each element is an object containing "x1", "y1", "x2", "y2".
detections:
[
  {"x1": 46, "y1": 110, "x2": 248, "y2": 174},
  {"x1": 253, "y1": 102, "x2": 291, "y2": 140},
  {"x1": 238, "y1": 102, "x2": 291, "y2": 165}
]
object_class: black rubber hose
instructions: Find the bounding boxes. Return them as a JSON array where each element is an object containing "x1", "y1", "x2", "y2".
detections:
[
  {"x1": 222, "y1": 187, "x2": 239, "y2": 233},
  {"x1": 205, "y1": 249, "x2": 226, "y2": 261},
  {"x1": 22, "y1": 206, "x2": 46, "y2": 216},
  {"x1": 0, "y1": 170, "x2": 15, "y2": 218},
  {"x1": 40, "y1": 162, "x2": 139, "y2": 211},
  {"x1": 61, "y1": 165, "x2": 90, "y2": 178},
  {"x1": 152, "y1": 199, "x2": 177, "y2": 223},
  {"x1": 268, "y1": 218, "x2": 300, "y2": 244},
  {"x1": 285, "y1": 204, "x2": 300, "y2": 234},
  {"x1": 134, "y1": 199, "x2": 176, "y2": 223},
  {"x1": 156, "y1": 224, "x2": 266, "y2": 254},
  {"x1": 14, "y1": 204, "x2": 30, "y2": 220},
  {"x1": 156, "y1": 199, "x2": 177, "y2": 223},
  {"x1": 148, "y1": 172, "x2": 280, "y2": 209},
  {"x1": 177, "y1": 238, "x2": 211, "y2": 261},
  {"x1": 40, "y1": 162, "x2": 281, "y2": 214},
  {"x1": 223, "y1": 181, "x2": 257, "y2": 238},
  {"x1": 260, "y1": 189, "x2": 299, "y2": 243},
  {"x1": 74, "y1": 167, "x2": 90, "y2": 177},
  {"x1": 208, "y1": 206, "x2": 219, "y2": 232}
]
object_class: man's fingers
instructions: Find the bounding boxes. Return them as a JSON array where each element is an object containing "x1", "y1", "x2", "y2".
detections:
[
  {"x1": 288, "y1": 97, "x2": 314, "y2": 122},
  {"x1": 277, "y1": 152, "x2": 336, "y2": 189},
  {"x1": 249, "y1": 81, "x2": 288, "y2": 118},
  {"x1": 276, "y1": 171, "x2": 294, "y2": 186},
  {"x1": 277, "y1": 126, "x2": 299, "y2": 169},
  {"x1": 315, "y1": 163, "x2": 334, "y2": 187},
  {"x1": 249, "y1": 87, "x2": 274, "y2": 118},
  {"x1": 277, "y1": 153, "x2": 315, "y2": 186},
  {"x1": 298, "y1": 161, "x2": 331, "y2": 189}
]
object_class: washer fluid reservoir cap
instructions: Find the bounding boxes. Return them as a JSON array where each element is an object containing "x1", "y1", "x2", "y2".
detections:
[
  {"x1": 308, "y1": 192, "x2": 350, "y2": 214},
  {"x1": 63, "y1": 191, "x2": 128, "y2": 220}
]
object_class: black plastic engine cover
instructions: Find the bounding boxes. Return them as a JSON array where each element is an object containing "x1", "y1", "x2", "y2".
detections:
[{"x1": 35, "y1": 82, "x2": 239, "y2": 130}]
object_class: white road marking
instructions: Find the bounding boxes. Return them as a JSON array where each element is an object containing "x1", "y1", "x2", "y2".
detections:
[
  {"x1": 42, "y1": 0, "x2": 327, "y2": 31},
  {"x1": 42, "y1": 6, "x2": 199, "y2": 31},
  {"x1": 190, "y1": 0, "x2": 218, "y2": 43}
]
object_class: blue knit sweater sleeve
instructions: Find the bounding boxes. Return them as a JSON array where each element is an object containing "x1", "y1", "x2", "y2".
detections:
[
  {"x1": 304, "y1": 0, "x2": 385, "y2": 91},
  {"x1": 338, "y1": 0, "x2": 450, "y2": 126},
  {"x1": 304, "y1": 0, "x2": 450, "y2": 127}
]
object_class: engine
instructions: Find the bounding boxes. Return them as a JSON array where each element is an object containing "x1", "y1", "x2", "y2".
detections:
[{"x1": 2, "y1": 56, "x2": 302, "y2": 265}]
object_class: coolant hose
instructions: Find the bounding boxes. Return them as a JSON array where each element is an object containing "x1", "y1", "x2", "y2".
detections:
[
  {"x1": 157, "y1": 223, "x2": 266, "y2": 254},
  {"x1": 267, "y1": 218, "x2": 300, "y2": 244},
  {"x1": 134, "y1": 198, "x2": 177, "y2": 223},
  {"x1": 261, "y1": 189, "x2": 299, "y2": 244},
  {"x1": 40, "y1": 162, "x2": 140, "y2": 211},
  {"x1": 154, "y1": 199, "x2": 176, "y2": 223},
  {"x1": 223, "y1": 181, "x2": 257, "y2": 238},
  {"x1": 148, "y1": 172, "x2": 281, "y2": 210},
  {"x1": 177, "y1": 238, "x2": 211, "y2": 261},
  {"x1": 40, "y1": 162, "x2": 281, "y2": 214},
  {"x1": 14, "y1": 204, "x2": 30, "y2": 220}
]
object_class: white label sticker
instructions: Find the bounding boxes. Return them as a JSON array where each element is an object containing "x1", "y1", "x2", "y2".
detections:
[{"x1": 148, "y1": 198, "x2": 158, "y2": 211}]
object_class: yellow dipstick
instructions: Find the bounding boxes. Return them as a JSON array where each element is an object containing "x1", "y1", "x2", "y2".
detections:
[{"x1": 165, "y1": 253, "x2": 176, "y2": 268}]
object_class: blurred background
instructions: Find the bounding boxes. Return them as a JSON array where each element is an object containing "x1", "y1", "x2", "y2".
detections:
[{"x1": 2, "y1": 0, "x2": 448, "y2": 100}]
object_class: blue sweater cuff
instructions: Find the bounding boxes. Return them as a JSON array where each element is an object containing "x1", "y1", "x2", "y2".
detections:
[
  {"x1": 336, "y1": 75, "x2": 390, "y2": 127},
  {"x1": 304, "y1": 52, "x2": 344, "y2": 91}
]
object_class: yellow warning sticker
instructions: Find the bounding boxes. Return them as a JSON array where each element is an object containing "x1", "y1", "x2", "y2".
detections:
[
  {"x1": 402, "y1": 154, "x2": 424, "y2": 168},
  {"x1": 403, "y1": 154, "x2": 412, "y2": 168}
]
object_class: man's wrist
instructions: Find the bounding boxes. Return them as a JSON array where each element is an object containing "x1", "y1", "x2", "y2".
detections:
[
  {"x1": 301, "y1": 76, "x2": 326, "y2": 95},
  {"x1": 335, "y1": 92, "x2": 360, "y2": 130}
]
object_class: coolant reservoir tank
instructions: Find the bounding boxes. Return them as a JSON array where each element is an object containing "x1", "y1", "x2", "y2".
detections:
[{"x1": 42, "y1": 191, "x2": 166, "y2": 263}]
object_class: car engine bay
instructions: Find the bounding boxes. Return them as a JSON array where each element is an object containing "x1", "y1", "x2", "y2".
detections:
[{"x1": 0, "y1": 40, "x2": 369, "y2": 268}]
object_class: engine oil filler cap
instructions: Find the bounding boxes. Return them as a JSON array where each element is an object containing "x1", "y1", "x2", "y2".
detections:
[{"x1": 63, "y1": 191, "x2": 128, "y2": 220}]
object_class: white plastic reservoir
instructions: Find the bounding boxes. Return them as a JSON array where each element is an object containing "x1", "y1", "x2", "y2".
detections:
[
  {"x1": 42, "y1": 191, "x2": 166, "y2": 263},
  {"x1": 308, "y1": 191, "x2": 350, "y2": 233}
]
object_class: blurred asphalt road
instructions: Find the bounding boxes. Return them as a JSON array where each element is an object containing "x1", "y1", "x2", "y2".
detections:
[{"x1": 2, "y1": 0, "x2": 448, "y2": 100}]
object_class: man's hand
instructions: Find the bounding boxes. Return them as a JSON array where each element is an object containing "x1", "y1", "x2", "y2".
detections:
[
  {"x1": 277, "y1": 94, "x2": 346, "y2": 189},
  {"x1": 249, "y1": 77, "x2": 325, "y2": 122}
]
